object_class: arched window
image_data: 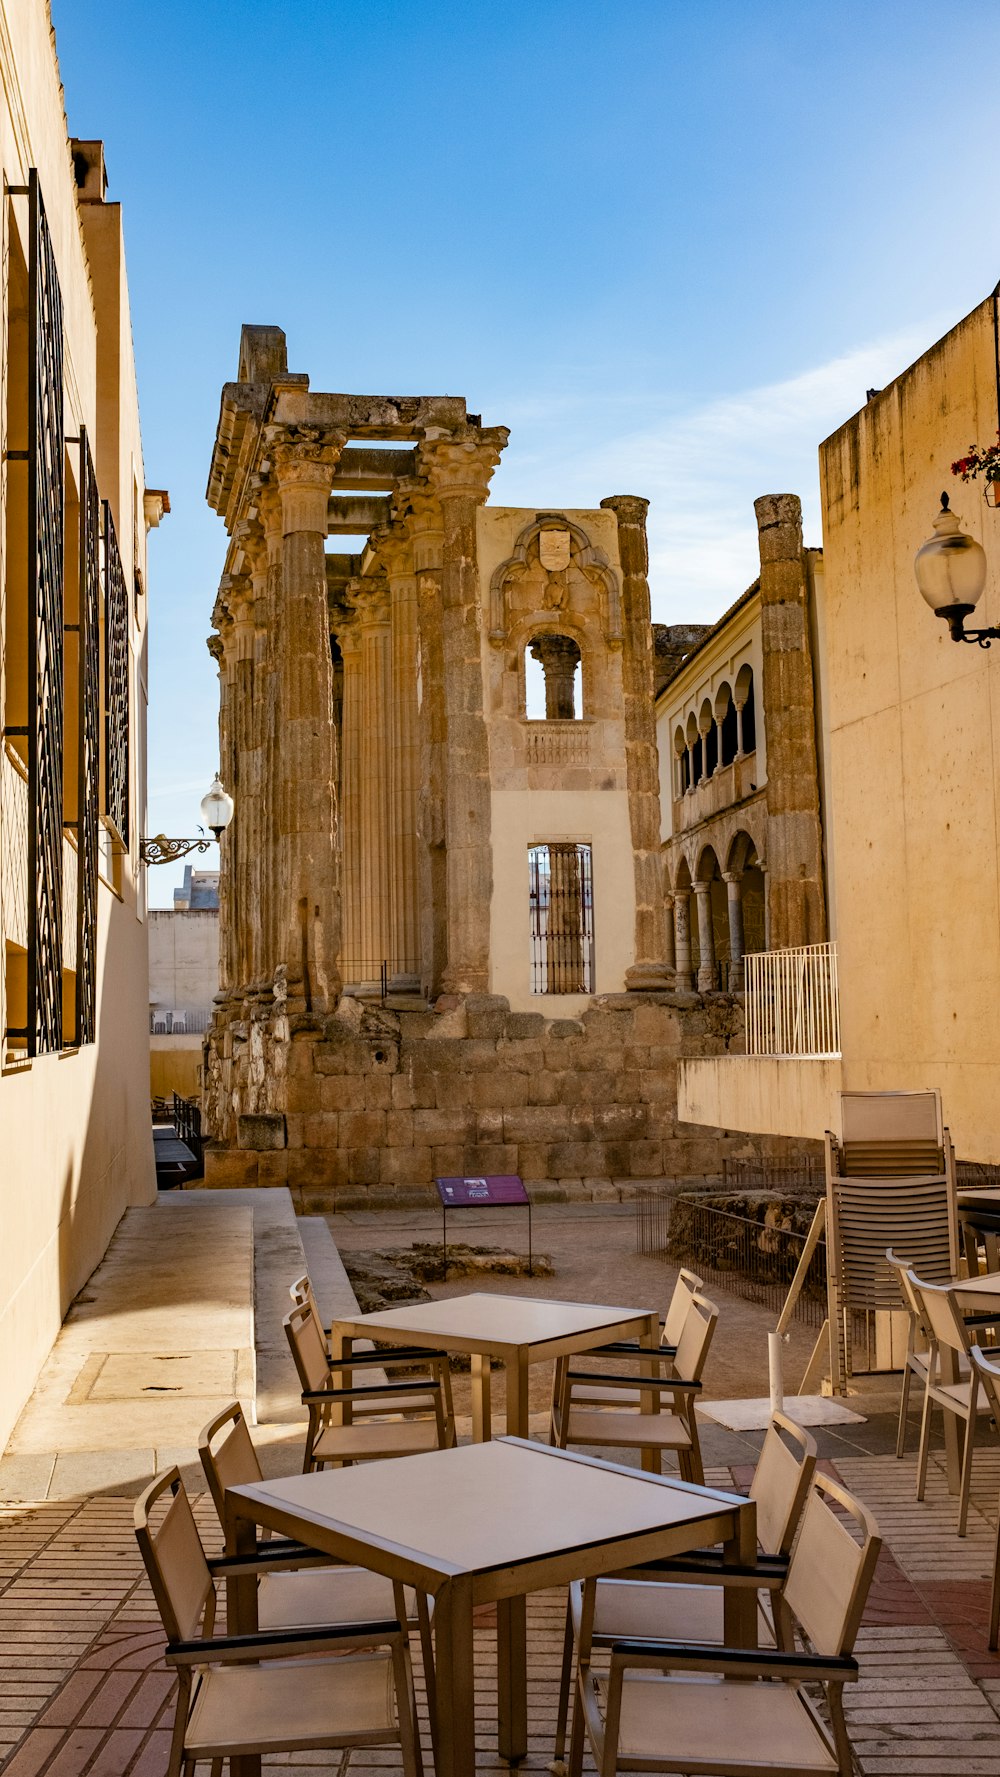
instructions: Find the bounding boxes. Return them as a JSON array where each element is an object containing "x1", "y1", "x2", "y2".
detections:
[
  {"x1": 700, "y1": 698, "x2": 716, "y2": 777},
  {"x1": 734, "y1": 663, "x2": 756, "y2": 756},
  {"x1": 525, "y1": 634, "x2": 582, "y2": 719},
  {"x1": 718, "y1": 682, "x2": 739, "y2": 766},
  {"x1": 673, "y1": 726, "x2": 688, "y2": 796}
]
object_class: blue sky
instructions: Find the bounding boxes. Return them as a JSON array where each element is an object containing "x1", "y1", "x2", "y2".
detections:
[{"x1": 51, "y1": 1, "x2": 1000, "y2": 904}]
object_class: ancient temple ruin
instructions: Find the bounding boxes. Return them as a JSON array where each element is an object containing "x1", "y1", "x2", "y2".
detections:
[{"x1": 203, "y1": 327, "x2": 745, "y2": 1202}]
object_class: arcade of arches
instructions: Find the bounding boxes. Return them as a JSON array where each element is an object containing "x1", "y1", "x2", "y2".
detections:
[{"x1": 667, "y1": 832, "x2": 764, "y2": 994}]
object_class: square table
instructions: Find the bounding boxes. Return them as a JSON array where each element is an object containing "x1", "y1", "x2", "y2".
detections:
[
  {"x1": 226, "y1": 1436, "x2": 756, "y2": 1777},
  {"x1": 330, "y1": 1290, "x2": 662, "y2": 1449}
]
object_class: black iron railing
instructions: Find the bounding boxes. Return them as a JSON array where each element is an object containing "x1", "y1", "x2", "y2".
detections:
[
  {"x1": 528, "y1": 841, "x2": 594, "y2": 994},
  {"x1": 103, "y1": 502, "x2": 129, "y2": 848},
  {"x1": 339, "y1": 959, "x2": 421, "y2": 997},
  {"x1": 74, "y1": 427, "x2": 100, "y2": 1046}
]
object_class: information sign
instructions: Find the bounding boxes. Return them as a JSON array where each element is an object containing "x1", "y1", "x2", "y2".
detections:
[{"x1": 434, "y1": 1175, "x2": 533, "y2": 1276}]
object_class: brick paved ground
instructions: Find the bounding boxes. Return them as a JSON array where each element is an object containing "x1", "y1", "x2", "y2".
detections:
[{"x1": 3, "y1": 1436, "x2": 1000, "y2": 1776}]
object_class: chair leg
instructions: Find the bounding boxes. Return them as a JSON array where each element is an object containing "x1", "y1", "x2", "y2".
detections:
[
  {"x1": 416, "y1": 1592, "x2": 437, "y2": 1762},
  {"x1": 915, "y1": 1383, "x2": 933, "y2": 1502},
  {"x1": 552, "y1": 1591, "x2": 576, "y2": 1767},
  {"x1": 392, "y1": 1636, "x2": 422, "y2": 1777},
  {"x1": 957, "y1": 1412, "x2": 975, "y2": 1537},
  {"x1": 896, "y1": 1361, "x2": 913, "y2": 1459},
  {"x1": 166, "y1": 1684, "x2": 189, "y2": 1777},
  {"x1": 685, "y1": 1427, "x2": 705, "y2": 1488},
  {"x1": 568, "y1": 1673, "x2": 587, "y2": 1777}
]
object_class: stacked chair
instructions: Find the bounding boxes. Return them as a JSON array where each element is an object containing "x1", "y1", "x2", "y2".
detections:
[
  {"x1": 134, "y1": 1466, "x2": 423, "y2": 1777},
  {"x1": 564, "y1": 1471, "x2": 881, "y2": 1777},
  {"x1": 553, "y1": 1410, "x2": 818, "y2": 1768},
  {"x1": 969, "y1": 1347, "x2": 1000, "y2": 1650}
]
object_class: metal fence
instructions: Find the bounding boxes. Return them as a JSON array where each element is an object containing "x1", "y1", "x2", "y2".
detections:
[
  {"x1": 724, "y1": 1154, "x2": 824, "y2": 1192},
  {"x1": 744, "y1": 941, "x2": 840, "y2": 1057},
  {"x1": 528, "y1": 842, "x2": 594, "y2": 994},
  {"x1": 638, "y1": 1189, "x2": 829, "y2": 1328}
]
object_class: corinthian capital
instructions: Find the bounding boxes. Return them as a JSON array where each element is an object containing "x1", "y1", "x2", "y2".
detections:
[
  {"x1": 416, "y1": 427, "x2": 508, "y2": 504},
  {"x1": 345, "y1": 574, "x2": 390, "y2": 627},
  {"x1": 264, "y1": 426, "x2": 346, "y2": 533},
  {"x1": 370, "y1": 523, "x2": 414, "y2": 583}
]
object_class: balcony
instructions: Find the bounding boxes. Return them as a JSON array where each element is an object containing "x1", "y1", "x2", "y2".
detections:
[
  {"x1": 672, "y1": 750, "x2": 758, "y2": 833},
  {"x1": 744, "y1": 941, "x2": 840, "y2": 1058}
]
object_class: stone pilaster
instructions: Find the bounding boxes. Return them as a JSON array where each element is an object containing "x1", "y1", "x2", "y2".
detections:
[
  {"x1": 694, "y1": 879, "x2": 716, "y2": 993},
  {"x1": 600, "y1": 495, "x2": 672, "y2": 990},
  {"x1": 269, "y1": 435, "x2": 344, "y2": 1015},
  {"x1": 377, "y1": 527, "x2": 421, "y2": 990},
  {"x1": 723, "y1": 871, "x2": 745, "y2": 991},
  {"x1": 417, "y1": 431, "x2": 507, "y2": 998},
  {"x1": 207, "y1": 628, "x2": 231, "y2": 995},
  {"x1": 755, "y1": 494, "x2": 826, "y2": 949}
]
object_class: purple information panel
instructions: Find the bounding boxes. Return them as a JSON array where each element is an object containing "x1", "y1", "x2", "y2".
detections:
[{"x1": 436, "y1": 1175, "x2": 530, "y2": 1207}]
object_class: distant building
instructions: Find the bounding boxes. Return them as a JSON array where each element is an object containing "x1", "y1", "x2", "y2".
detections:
[
  {"x1": 149, "y1": 868, "x2": 220, "y2": 1100},
  {"x1": 655, "y1": 496, "x2": 828, "y2": 993},
  {"x1": 0, "y1": 1, "x2": 165, "y2": 1450}
]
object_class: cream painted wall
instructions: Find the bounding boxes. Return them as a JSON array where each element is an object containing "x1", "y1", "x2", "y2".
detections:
[
  {"x1": 0, "y1": 0, "x2": 156, "y2": 1452},
  {"x1": 490, "y1": 789, "x2": 636, "y2": 1011},
  {"x1": 148, "y1": 909, "x2": 219, "y2": 1015}
]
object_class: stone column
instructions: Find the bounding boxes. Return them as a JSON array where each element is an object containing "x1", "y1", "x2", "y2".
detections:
[
  {"x1": 530, "y1": 633, "x2": 581, "y2": 720},
  {"x1": 269, "y1": 438, "x2": 343, "y2": 1016},
  {"x1": 713, "y1": 714, "x2": 725, "y2": 774},
  {"x1": 694, "y1": 880, "x2": 717, "y2": 993},
  {"x1": 253, "y1": 483, "x2": 284, "y2": 996},
  {"x1": 723, "y1": 872, "x2": 745, "y2": 991},
  {"x1": 600, "y1": 495, "x2": 672, "y2": 989},
  {"x1": 673, "y1": 889, "x2": 693, "y2": 991},
  {"x1": 663, "y1": 890, "x2": 676, "y2": 980},
  {"x1": 686, "y1": 739, "x2": 696, "y2": 791},
  {"x1": 420, "y1": 433, "x2": 506, "y2": 998},
  {"x1": 734, "y1": 692, "x2": 747, "y2": 760},
  {"x1": 337, "y1": 619, "x2": 363, "y2": 985},
  {"x1": 398, "y1": 484, "x2": 447, "y2": 998},
  {"x1": 755, "y1": 493, "x2": 827, "y2": 949},
  {"x1": 377, "y1": 528, "x2": 421, "y2": 991},
  {"x1": 220, "y1": 563, "x2": 259, "y2": 1004},
  {"x1": 207, "y1": 629, "x2": 231, "y2": 996},
  {"x1": 354, "y1": 579, "x2": 393, "y2": 983}
]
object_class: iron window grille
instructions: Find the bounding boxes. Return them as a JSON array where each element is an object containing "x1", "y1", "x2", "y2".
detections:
[
  {"x1": 103, "y1": 500, "x2": 130, "y2": 849},
  {"x1": 25, "y1": 169, "x2": 65, "y2": 1057},
  {"x1": 74, "y1": 427, "x2": 101, "y2": 1044},
  {"x1": 528, "y1": 841, "x2": 594, "y2": 994}
]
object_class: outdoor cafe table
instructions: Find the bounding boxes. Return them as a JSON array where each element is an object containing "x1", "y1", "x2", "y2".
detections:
[
  {"x1": 224, "y1": 1436, "x2": 757, "y2": 1777},
  {"x1": 330, "y1": 1289, "x2": 662, "y2": 1453}
]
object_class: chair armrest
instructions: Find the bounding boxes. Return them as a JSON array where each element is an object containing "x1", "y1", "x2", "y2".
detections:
[
  {"x1": 606, "y1": 1559, "x2": 785, "y2": 1590},
  {"x1": 208, "y1": 1549, "x2": 334, "y2": 1577},
  {"x1": 326, "y1": 1347, "x2": 448, "y2": 1369},
  {"x1": 628, "y1": 1550, "x2": 786, "y2": 1580},
  {"x1": 167, "y1": 1619, "x2": 401, "y2": 1665},
  {"x1": 610, "y1": 1639, "x2": 859, "y2": 1682},
  {"x1": 583, "y1": 1340, "x2": 678, "y2": 1359},
  {"x1": 302, "y1": 1380, "x2": 441, "y2": 1403},
  {"x1": 565, "y1": 1371, "x2": 702, "y2": 1393}
]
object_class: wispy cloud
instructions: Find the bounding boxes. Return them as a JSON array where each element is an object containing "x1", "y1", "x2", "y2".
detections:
[{"x1": 493, "y1": 318, "x2": 947, "y2": 623}]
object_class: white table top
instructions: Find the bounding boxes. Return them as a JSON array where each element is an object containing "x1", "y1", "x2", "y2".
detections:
[
  {"x1": 950, "y1": 1272, "x2": 1000, "y2": 1300},
  {"x1": 227, "y1": 1438, "x2": 745, "y2": 1580},
  {"x1": 330, "y1": 1290, "x2": 655, "y2": 1355}
]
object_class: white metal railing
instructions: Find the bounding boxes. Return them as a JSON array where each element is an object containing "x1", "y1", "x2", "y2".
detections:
[
  {"x1": 744, "y1": 941, "x2": 840, "y2": 1058},
  {"x1": 150, "y1": 1008, "x2": 213, "y2": 1035}
]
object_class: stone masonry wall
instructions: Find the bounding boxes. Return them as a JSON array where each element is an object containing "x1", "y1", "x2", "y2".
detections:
[{"x1": 203, "y1": 991, "x2": 771, "y2": 1211}]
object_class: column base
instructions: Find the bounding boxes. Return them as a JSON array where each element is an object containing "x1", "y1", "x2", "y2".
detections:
[
  {"x1": 625, "y1": 963, "x2": 674, "y2": 991},
  {"x1": 387, "y1": 970, "x2": 421, "y2": 994},
  {"x1": 697, "y1": 966, "x2": 718, "y2": 993}
]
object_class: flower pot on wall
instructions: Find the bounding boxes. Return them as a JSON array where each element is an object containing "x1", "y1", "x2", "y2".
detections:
[{"x1": 986, "y1": 479, "x2": 1000, "y2": 509}]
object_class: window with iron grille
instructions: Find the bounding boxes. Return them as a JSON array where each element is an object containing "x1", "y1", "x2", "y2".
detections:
[
  {"x1": 528, "y1": 842, "x2": 594, "y2": 994},
  {"x1": 75, "y1": 428, "x2": 100, "y2": 1044},
  {"x1": 103, "y1": 500, "x2": 129, "y2": 848},
  {"x1": 26, "y1": 170, "x2": 65, "y2": 1057}
]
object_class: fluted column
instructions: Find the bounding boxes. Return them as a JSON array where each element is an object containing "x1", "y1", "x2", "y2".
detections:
[
  {"x1": 355, "y1": 580, "x2": 393, "y2": 982},
  {"x1": 673, "y1": 889, "x2": 693, "y2": 991},
  {"x1": 219, "y1": 566, "x2": 256, "y2": 1002},
  {"x1": 399, "y1": 485, "x2": 447, "y2": 998},
  {"x1": 207, "y1": 629, "x2": 232, "y2": 996},
  {"x1": 377, "y1": 528, "x2": 421, "y2": 990},
  {"x1": 663, "y1": 889, "x2": 676, "y2": 980},
  {"x1": 694, "y1": 880, "x2": 717, "y2": 993},
  {"x1": 337, "y1": 621, "x2": 363, "y2": 985},
  {"x1": 601, "y1": 495, "x2": 672, "y2": 989},
  {"x1": 724, "y1": 872, "x2": 745, "y2": 991},
  {"x1": 254, "y1": 485, "x2": 283, "y2": 994},
  {"x1": 418, "y1": 432, "x2": 506, "y2": 998},
  {"x1": 269, "y1": 438, "x2": 343, "y2": 1016}
]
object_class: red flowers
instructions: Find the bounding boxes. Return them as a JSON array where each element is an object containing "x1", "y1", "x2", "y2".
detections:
[{"x1": 951, "y1": 431, "x2": 1000, "y2": 483}]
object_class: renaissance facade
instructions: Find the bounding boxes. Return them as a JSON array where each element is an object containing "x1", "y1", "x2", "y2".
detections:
[{"x1": 203, "y1": 327, "x2": 750, "y2": 1201}]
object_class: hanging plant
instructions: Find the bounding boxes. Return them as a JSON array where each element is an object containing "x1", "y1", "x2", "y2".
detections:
[{"x1": 952, "y1": 431, "x2": 1000, "y2": 507}]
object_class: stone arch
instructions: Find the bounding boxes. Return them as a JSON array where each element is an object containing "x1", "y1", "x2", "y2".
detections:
[
  {"x1": 673, "y1": 723, "x2": 688, "y2": 796},
  {"x1": 685, "y1": 710, "x2": 701, "y2": 786},
  {"x1": 511, "y1": 612, "x2": 589, "y2": 717},
  {"x1": 734, "y1": 661, "x2": 757, "y2": 754},
  {"x1": 489, "y1": 515, "x2": 622, "y2": 646},
  {"x1": 526, "y1": 630, "x2": 582, "y2": 719},
  {"x1": 696, "y1": 842, "x2": 721, "y2": 883},
  {"x1": 725, "y1": 829, "x2": 761, "y2": 877},
  {"x1": 699, "y1": 695, "x2": 717, "y2": 778}
]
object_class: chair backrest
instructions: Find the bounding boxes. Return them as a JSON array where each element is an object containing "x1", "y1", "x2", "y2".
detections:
[
  {"x1": 970, "y1": 1345, "x2": 1000, "y2": 1419},
  {"x1": 289, "y1": 1273, "x2": 315, "y2": 1312},
  {"x1": 198, "y1": 1401, "x2": 263, "y2": 1526},
  {"x1": 134, "y1": 1468, "x2": 213, "y2": 1645},
  {"x1": 749, "y1": 1412, "x2": 818, "y2": 1558},
  {"x1": 671, "y1": 1290, "x2": 719, "y2": 1383},
  {"x1": 284, "y1": 1298, "x2": 331, "y2": 1395},
  {"x1": 781, "y1": 1473, "x2": 881, "y2": 1658},
  {"x1": 663, "y1": 1268, "x2": 703, "y2": 1348},
  {"x1": 906, "y1": 1269, "x2": 969, "y2": 1360},
  {"x1": 838, "y1": 1089, "x2": 944, "y2": 1176}
]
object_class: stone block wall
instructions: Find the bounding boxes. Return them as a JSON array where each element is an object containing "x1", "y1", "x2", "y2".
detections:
[{"x1": 203, "y1": 990, "x2": 776, "y2": 1211}]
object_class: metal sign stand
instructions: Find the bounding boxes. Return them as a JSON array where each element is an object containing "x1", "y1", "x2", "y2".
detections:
[{"x1": 435, "y1": 1176, "x2": 533, "y2": 1280}]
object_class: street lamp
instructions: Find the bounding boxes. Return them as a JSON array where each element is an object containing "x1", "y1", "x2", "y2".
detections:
[
  {"x1": 140, "y1": 775, "x2": 235, "y2": 866},
  {"x1": 915, "y1": 492, "x2": 994, "y2": 644}
]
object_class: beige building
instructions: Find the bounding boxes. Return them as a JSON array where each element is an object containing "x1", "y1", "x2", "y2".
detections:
[
  {"x1": 655, "y1": 495, "x2": 828, "y2": 995},
  {"x1": 201, "y1": 328, "x2": 760, "y2": 1202},
  {"x1": 149, "y1": 867, "x2": 219, "y2": 1099},
  {"x1": 0, "y1": 2, "x2": 163, "y2": 1450},
  {"x1": 680, "y1": 290, "x2": 1000, "y2": 1162}
]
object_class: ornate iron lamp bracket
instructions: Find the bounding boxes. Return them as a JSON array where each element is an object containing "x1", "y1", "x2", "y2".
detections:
[{"x1": 139, "y1": 833, "x2": 213, "y2": 867}]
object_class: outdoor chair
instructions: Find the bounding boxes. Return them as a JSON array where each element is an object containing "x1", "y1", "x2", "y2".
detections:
[
  {"x1": 550, "y1": 1268, "x2": 702, "y2": 1444},
  {"x1": 907, "y1": 1267, "x2": 994, "y2": 1535},
  {"x1": 553, "y1": 1410, "x2": 818, "y2": 1766},
  {"x1": 970, "y1": 1348, "x2": 1000, "y2": 1650},
  {"x1": 566, "y1": 1472, "x2": 881, "y2": 1777},
  {"x1": 134, "y1": 1466, "x2": 422, "y2": 1777},
  {"x1": 197, "y1": 1399, "x2": 437, "y2": 1719},
  {"x1": 284, "y1": 1298, "x2": 453, "y2": 1469},
  {"x1": 552, "y1": 1289, "x2": 719, "y2": 1482},
  {"x1": 289, "y1": 1271, "x2": 457, "y2": 1429}
]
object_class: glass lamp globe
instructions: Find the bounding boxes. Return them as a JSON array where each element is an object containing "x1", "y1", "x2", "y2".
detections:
[
  {"x1": 200, "y1": 775, "x2": 235, "y2": 840},
  {"x1": 914, "y1": 493, "x2": 987, "y2": 636}
]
